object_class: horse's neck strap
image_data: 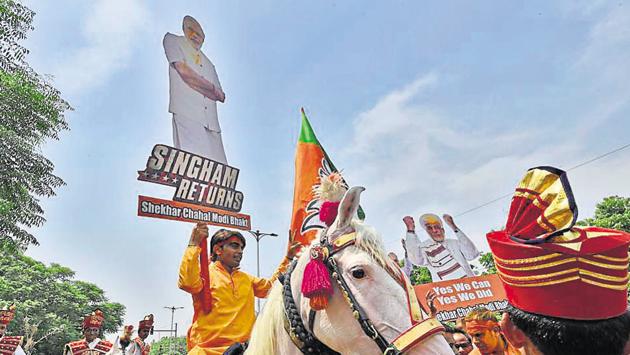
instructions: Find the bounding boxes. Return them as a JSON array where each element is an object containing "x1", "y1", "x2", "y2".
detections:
[
  {"x1": 385, "y1": 318, "x2": 445, "y2": 354},
  {"x1": 282, "y1": 260, "x2": 340, "y2": 355}
]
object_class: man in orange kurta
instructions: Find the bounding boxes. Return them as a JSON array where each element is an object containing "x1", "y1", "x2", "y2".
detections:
[{"x1": 178, "y1": 224, "x2": 300, "y2": 354}]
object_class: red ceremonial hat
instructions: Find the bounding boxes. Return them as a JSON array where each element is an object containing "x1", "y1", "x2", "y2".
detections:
[
  {"x1": 138, "y1": 314, "x2": 154, "y2": 330},
  {"x1": 82, "y1": 309, "x2": 105, "y2": 329},
  {"x1": 487, "y1": 166, "x2": 630, "y2": 320},
  {"x1": 0, "y1": 304, "x2": 16, "y2": 325}
]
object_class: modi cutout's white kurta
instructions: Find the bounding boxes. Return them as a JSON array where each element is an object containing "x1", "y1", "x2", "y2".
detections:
[
  {"x1": 405, "y1": 230, "x2": 479, "y2": 281},
  {"x1": 163, "y1": 33, "x2": 227, "y2": 164}
]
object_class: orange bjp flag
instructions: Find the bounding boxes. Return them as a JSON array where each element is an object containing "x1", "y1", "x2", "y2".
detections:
[{"x1": 290, "y1": 108, "x2": 363, "y2": 246}]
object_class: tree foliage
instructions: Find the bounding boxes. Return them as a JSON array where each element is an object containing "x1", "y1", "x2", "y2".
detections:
[
  {"x1": 478, "y1": 252, "x2": 497, "y2": 275},
  {"x1": 149, "y1": 337, "x2": 187, "y2": 355},
  {"x1": 409, "y1": 265, "x2": 432, "y2": 285},
  {"x1": 0, "y1": 0, "x2": 71, "y2": 247},
  {"x1": 0, "y1": 241, "x2": 125, "y2": 354},
  {"x1": 577, "y1": 196, "x2": 630, "y2": 233}
]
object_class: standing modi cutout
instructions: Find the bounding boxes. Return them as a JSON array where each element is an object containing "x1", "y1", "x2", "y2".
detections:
[
  {"x1": 163, "y1": 16, "x2": 227, "y2": 164},
  {"x1": 403, "y1": 213, "x2": 479, "y2": 281}
]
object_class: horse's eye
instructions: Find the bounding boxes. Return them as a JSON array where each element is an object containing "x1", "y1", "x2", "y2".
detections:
[{"x1": 351, "y1": 268, "x2": 365, "y2": 279}]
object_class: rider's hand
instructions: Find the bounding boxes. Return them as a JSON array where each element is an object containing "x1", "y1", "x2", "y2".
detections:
[
  {"x1": 403, "y1": 216, "x2": 415, "y2": 232},
  {"x1": 189, "y1": 223, "x2": 208, "y2": 247},
  {"x1": 286, "y1": 242, "x2": 302, "y2": 260}
]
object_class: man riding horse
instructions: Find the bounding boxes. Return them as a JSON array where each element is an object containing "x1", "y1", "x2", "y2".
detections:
[{"x1": 178, "y1": 225, "x2": 300, "y2": 354}]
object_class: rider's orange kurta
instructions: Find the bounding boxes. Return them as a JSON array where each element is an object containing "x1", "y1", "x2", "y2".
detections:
[{"x1": 178, "y1": 246, "x2": 289, "y2": 355}]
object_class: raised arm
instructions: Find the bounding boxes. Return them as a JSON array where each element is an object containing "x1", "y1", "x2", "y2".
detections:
[
  {"x1": 252, "y1": 238, "x2": 302, "y2": 298},
  {"x1": 403, "y1": 216, "x2": 427, "y2": 266},
  {"x1": 443, "y1": 214, "x2": 480, "y2": 260},
  {"x1": 177, "y1": 224, "x2": 206, "y2": 294},
  {"x1": 400, "y1": 239, "x2": 415, "y2": 278}
]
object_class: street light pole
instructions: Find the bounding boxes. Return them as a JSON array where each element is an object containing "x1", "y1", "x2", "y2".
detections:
[
  {"x1": 244, "y1": 229, "x2": 278, "y2": 312},
  {"x1": 163, "y1": 306, "x2": 184, "y2": 337}
]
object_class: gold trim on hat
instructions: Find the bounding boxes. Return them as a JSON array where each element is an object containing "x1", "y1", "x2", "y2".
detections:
[
  {"x1": 591, "y1": 254, "x2": 630, "y2": 263},
  {"x1": 498, "y1": 275, "x2": 580, "y2": 287},
  {"x1": 492, "y1": 252, "x2": 562, "y2": 265},
  {"x1": 581, "y1": 278, "x2": 629, "y2": 291},
  {"x1": 497, "y1": 257, "x2": 576, "y2": 271},
  {"x1": 497, "y1": 265, "x2": 628, "y2": 290},
  {"x1": 578, "y1": 257, "x2": 629, "y2": 270},
  {"x1": 579, "y1": 269, "x2": 629, "y2": 283},
  {"x1": 497, "y1": 268, "x2": 578, "y2": 282}
]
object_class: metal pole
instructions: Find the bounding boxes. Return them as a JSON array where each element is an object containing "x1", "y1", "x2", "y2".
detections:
[
  {"x1": 256, "y1": 235, "x2": 261, "y2": 311},
  {"x1": 170, "y1": 310, "x2": 174, "y2": 333},
  {"x1": 244, "y1": 229, "x2": 278, "y2": 313},
  {"x1": 163, "y1": 306, "x2": 183, "y2": 337}
]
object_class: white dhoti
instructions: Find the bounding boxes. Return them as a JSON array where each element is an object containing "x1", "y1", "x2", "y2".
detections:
[{"x1": 172, "y1": 113, "x2": 227, "y2": 164}]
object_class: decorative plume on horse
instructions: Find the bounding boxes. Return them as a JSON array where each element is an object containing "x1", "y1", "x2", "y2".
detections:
[{"x1": 246, "y1": 185, "x2": 453, "y2": 354}]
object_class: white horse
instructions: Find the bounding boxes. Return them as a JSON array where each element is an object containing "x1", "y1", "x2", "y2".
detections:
[{"x1": 246, "y1": 187, "x2": 453, "y2": 354}]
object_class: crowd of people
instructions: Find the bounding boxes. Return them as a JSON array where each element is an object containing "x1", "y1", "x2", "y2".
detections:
[
  {"x1": 0, "y1": 306, "x2": 154, "y2": 354},
  {"x1": 2, "y1": 167, "x2": 630, "y2": 354}
]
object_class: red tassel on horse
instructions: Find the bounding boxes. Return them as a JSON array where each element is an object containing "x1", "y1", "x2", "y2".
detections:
[
  {"x1": 319, "y1": 201, "x2": 340, "y2": 227},
  {"x1": 301, "y1": 245, "x2": 333, "y2": 310},
  {"x1": 199, "y1": 236, "x2": 213, "y2": 313}
]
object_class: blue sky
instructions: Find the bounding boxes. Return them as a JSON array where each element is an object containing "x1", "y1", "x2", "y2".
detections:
[{"x1": 22, "y1": 0, "x2": 630, "y2": 338}]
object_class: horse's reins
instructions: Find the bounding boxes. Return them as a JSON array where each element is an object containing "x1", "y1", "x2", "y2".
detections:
[{"x1": 281, "y1": 231, "x2": 444, "y2": 354}]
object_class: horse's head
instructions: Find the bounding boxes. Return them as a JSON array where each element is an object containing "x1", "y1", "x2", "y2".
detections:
[{"x1": 289, "y1": 186, "x2": 452, "y2": 354}]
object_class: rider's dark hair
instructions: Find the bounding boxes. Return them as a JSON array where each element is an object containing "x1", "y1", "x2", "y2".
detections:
[
  {"x1": 210, "y1": 229, "x2": 246, "y2": 261},
  {"x1": 506, "y1": 304, "x2": 630, "y2": 355}
]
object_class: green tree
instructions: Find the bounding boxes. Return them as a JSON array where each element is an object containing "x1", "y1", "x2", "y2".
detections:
[
  {"x1": 0, "y1": 0, "x2": 71, "y2": 248},
  {"x1": 577, "y1": 196, "x2": 630, "y2": 232},
  {"x1": 478, "y1": 252, "x2": 497, "y2": 275},
  {"x1": 149, "y1": 337, "x2": 187, "y2": 355},
  {"x1": 409, "y1": 265, "x2": 432, "y2": 285},
  {"x1": 0, "y1": 241, "x2": 124, "y2": 354}
]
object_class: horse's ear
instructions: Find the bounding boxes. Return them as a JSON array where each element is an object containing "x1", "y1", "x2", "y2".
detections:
[{"x1": 335, "y1": 186, "x2": 365, "y2": 230}]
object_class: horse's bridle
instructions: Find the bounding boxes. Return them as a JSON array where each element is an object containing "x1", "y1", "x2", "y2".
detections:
[{"x1": 281, "y1": 231, "x2": 445, "y2": 354}]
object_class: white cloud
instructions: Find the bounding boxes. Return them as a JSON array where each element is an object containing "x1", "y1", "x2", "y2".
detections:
[
  {"x1": 341, "y1": 69, "x2": 630, "y2": 256},
  {"x1": 53, "y1": 0, "x2": 149, "y2": 96},
  {"x1": 336, "y1": 4, "x2": 630, "y2": 257},
  {"x1": 572, "y1": 4, "x2": 630, "y2": 134}
]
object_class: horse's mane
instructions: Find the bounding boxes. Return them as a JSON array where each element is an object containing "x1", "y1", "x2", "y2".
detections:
[
  {"x1": 350, "y1": 220, "x2": 389, "y2": 269},
  {"x1": 246, "y1": 278, "x2": 286, "y2": 354}
]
